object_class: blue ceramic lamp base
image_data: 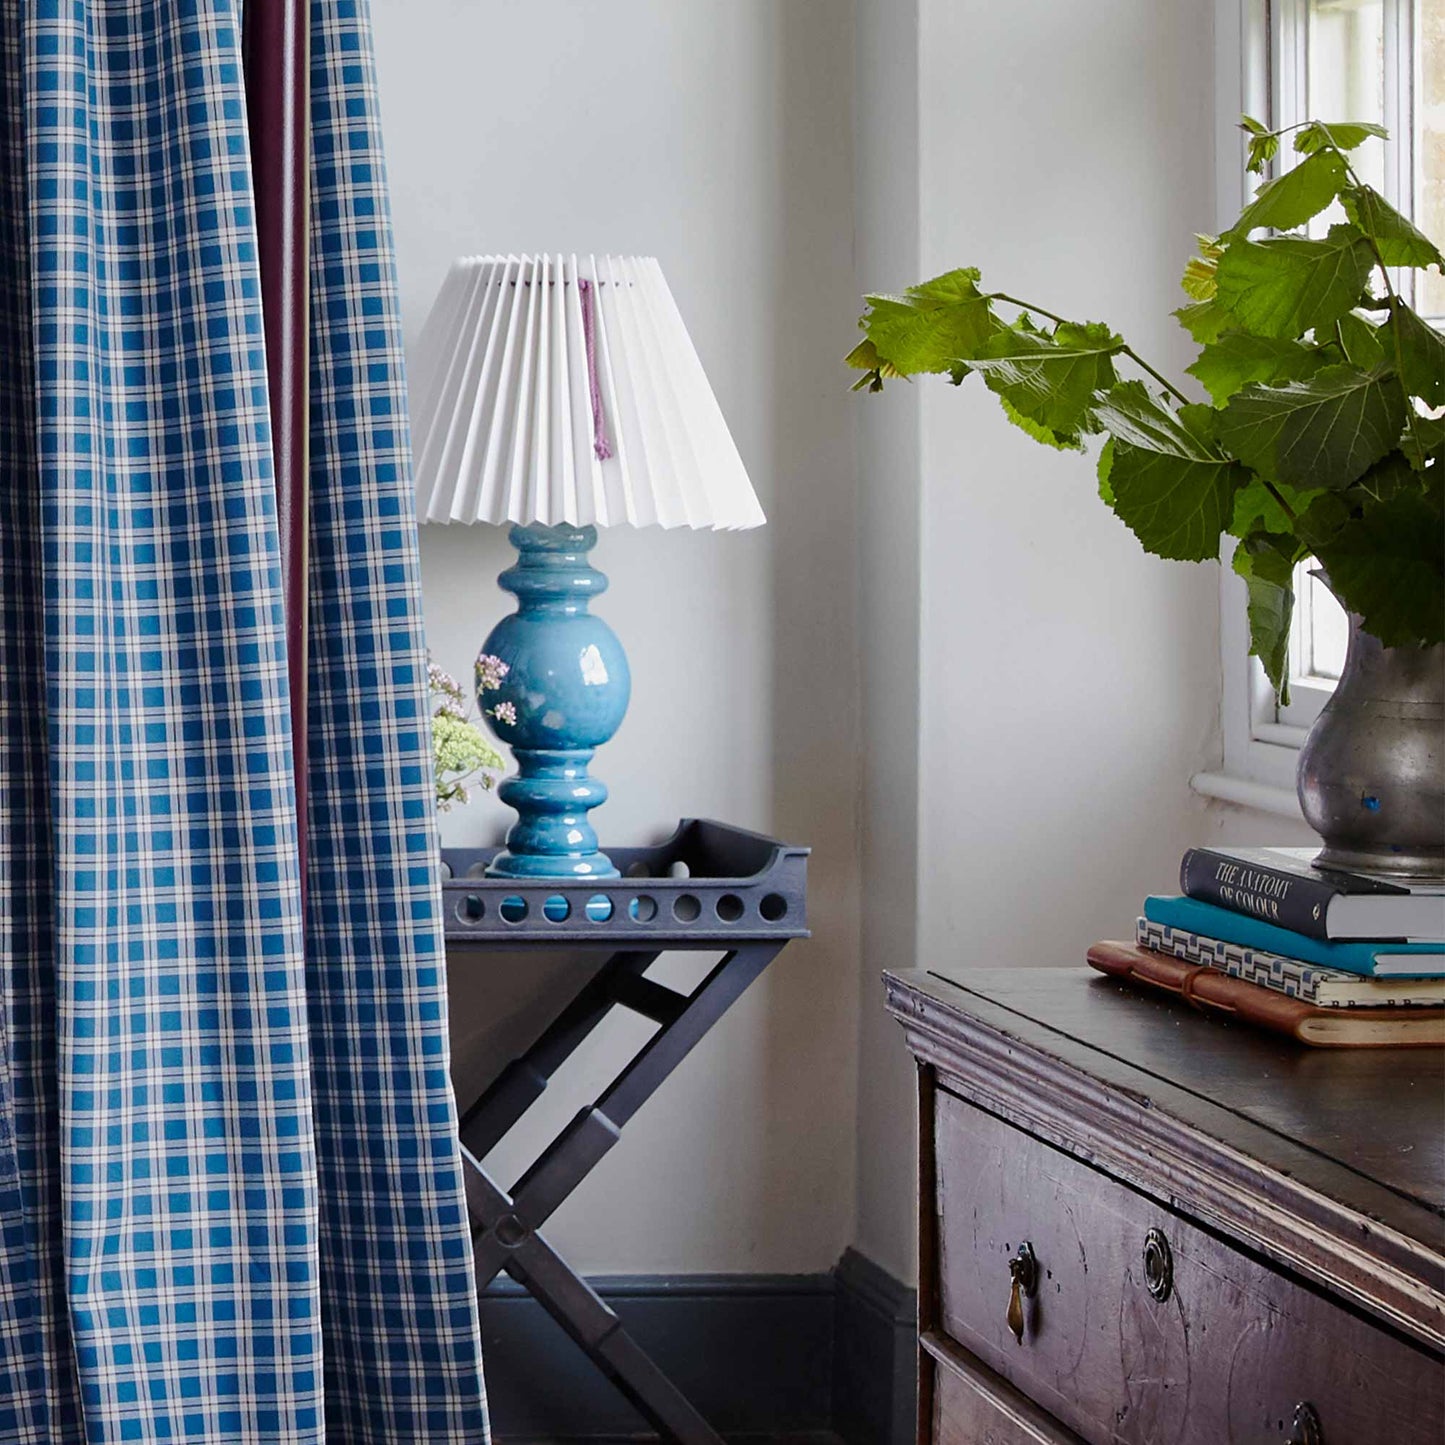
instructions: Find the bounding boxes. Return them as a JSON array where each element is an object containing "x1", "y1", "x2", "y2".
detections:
[{"x1": 477, "y1": 523, "x2": 631, "y2": 879}]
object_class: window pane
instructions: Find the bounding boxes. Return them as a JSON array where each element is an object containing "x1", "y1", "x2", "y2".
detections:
[
  {"x1": 1308, "y1": 0, "x2": 1385, "y2": 119},
  {"x1": 1296, "y1": 562, "x2": 1351, "y2": 680},
  {"x1": 1420, "y1": 0, "x2": 1445, "y2": 318},
  {"x1": 1309, "y1": 0, "x2": 1387, "y2": 191}
]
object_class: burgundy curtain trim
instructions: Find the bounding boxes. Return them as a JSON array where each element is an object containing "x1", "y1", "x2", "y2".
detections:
[{"x1": 243, "y1": 0, "x2": 311, "y2": 877}]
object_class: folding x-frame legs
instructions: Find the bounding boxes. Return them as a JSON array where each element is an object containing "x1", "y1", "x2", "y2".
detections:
[{"x1": 458, "y1": 940, "x2": 787, "y2": 1445}]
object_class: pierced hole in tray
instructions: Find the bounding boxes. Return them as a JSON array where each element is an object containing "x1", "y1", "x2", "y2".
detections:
[
  {"x1": 715, "y1": 893, "x2": 745, "y2": 923},
  {"x1": 439, "y1": 859, "x2": 453, "y2": 881},
  {"x1": 629, "y1": 895, "x2": 658, "y2": 923},
  {"x1": 456, "y1": 894, "x2": 485, "y2": 923},
  {"x1": 625, "y1": 860, "x2": 651, "y2": 879},
  {"x1": 672, "y1": 893, "x2": 701, "y2": 923},
  {"x1": 759, "y1": 893, "x2": 788, "y2": 923},
  {"x1": 669, "y1": 860, "x2": 691, "y2": 879},
  {"x1": 499, "y1": 895, "x2": 529, "y2": 924},
  {"x1": 585, "y1": 894, "x2": 614, "y2": 923},
  {"x1": 543, "y1": 895, "x2": 571, "y2": 923}
]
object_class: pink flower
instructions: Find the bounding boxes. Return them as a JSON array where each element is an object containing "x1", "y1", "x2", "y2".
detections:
[
  {"x1": 427, "y1": 655, "x2": 467, "y2": 716},
  {"x1": 475, "y1": 652, "x2": 511, "y2": 693}
]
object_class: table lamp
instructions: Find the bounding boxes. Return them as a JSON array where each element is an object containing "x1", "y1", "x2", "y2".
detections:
[{"x1": 410, "y1": 254, "x2": 765, "y2": 879}]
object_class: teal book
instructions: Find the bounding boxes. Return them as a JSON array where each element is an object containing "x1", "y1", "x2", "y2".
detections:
[{"x1": 1143, "y1": 895, "x2": 1445, "y2": 979}]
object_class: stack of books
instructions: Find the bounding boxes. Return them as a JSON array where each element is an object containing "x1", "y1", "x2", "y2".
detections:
[{"x1": 1089, "y1": 845, "x2": 1445, "y2": 1047}]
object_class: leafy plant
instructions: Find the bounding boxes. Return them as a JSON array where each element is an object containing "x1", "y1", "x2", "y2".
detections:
[
  {"x1": 429, "y1": 654, "x2": 505, "y2": 811},
  {"x1": 847, "y1": 118, "x2": 1444, "y2": 702}
]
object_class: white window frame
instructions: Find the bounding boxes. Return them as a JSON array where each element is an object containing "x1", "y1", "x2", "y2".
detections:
[{"x1": 1195, "y1": 0, "x2": 1419, "y2": 818}]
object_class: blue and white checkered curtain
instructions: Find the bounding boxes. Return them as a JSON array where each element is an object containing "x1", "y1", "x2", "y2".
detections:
[{"x1": 0, "y1": 1, "x2": 489, "y2": 1439}]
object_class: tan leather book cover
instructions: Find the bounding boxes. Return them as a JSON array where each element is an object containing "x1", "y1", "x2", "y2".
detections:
[{"x1": 1087, "y1": 941, "x2": 1445, "y2": 1048}]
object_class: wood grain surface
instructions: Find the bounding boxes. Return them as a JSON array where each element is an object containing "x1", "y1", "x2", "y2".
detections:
[
  {"x1": 926, "y1": 1333, "x2": 1081, "y2": 1445},
  {"x1": 934, "y1": 1088, "x2": 1442, "y2": 1444},
  {"x1": 886, "y1": 966, "x2": 1445, "y2": 1445},
  {"x1": 887, "y1": 968, "x2": 1445, "y2": 1349}
]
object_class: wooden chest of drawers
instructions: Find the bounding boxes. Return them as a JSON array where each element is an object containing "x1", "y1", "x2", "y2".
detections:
[{"x1": 885, "y1": 968, "x2": 1445, "y2": 1445}]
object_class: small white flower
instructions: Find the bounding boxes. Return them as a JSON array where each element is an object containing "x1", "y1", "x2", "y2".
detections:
[
  {"x1": 427, "y1": 654, "x2": 467, "y2": 716},
  {"x1": 427, "y1": 665, "x2": 505, "y2": 812},
  {"x1": 490, "y1": 700, "x2": 517, "y2": 726},
  {"x1": 475, "y1": 652, "x2": 511, "y2": 693}
]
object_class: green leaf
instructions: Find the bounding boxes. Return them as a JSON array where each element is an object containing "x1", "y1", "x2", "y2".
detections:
[
  {"x1": 1382, "y1": 299, "x2": 1445, "y2": 406},
  {"x1": 1173, "y1": 299, "x2": 1232, "y2": 344},
  {"x1": 1097, "y1": 436, "x2": 1116, "y2": 504},
  {"x1": 845, "y1": 337, "x2": 878, "y2": 371},
  {"x1": 1353, "y1": 450, "x2": 1423, "y2": 505},
  {"x1": 1294, "y1": 490, "x2": 1354, "y2": 554},
  {"x1": 1245, "y1": 131, "x2": 1280, "y2": 175},
  {"x1": 1401, "y1": 412, "x2": 1445, "y2": 471},
  {"x1": 1229, "y1": 477, "x2": 1306, "y2": 537},
  {"x1": 1240, "y1": 114, "x2": 1271, "y2": 137},
  {"x1": 1333, "y1": 310, "x2": 1386, "y2": 369},
  {"x1": 1227, "y1": 150, "x2": 1348, "y2": 237},
  {"x1": 1092, "y1": 381, "x2": 1247, "y2": 561},
  {"x1": 1233, "y1": 533, "x2": 1302, "y2": 701},
  {"x1": 967, "y1": 320, "x2": 1123, "y2": 436},
  {"x1": 1294, "y1": 120, "x2": 1388, "y2": 154},
  {"x1": 844, "y1": 337, "x2": 891, "y2": 391},
  {"x1": 1181, "y1": 256, "x2": 1218, "y2": 301},
  {"x1": 1214, "y1": 225, "x2": 1375, "y2": 339},
  {"x1": 855, "y1": 268, "x2": 1003, "y2": 379},
  {"x1": 1216, "y1": 364, "x2": 1407, "y2": 490},
  {"x1": 1180, "y1": 235, "x2": 1225, "y2": 300},
  {"x1": 1340, "y1": 186, "x2": 1445, "y2": 269},
  {"x1": 1314, "y1": 485, "x2": 1445, "y2": 647},
  {"x1": 998, "y1": 394, "x2": 1085, "y2": 452},
  {"x1": 1186, "y1": 334, "x2": 1327, "y2": 405}
]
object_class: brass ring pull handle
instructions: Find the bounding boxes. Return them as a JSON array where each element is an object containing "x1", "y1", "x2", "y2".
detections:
[
  {"x1": 1006, "y1": 1241, "x2": 1039, "y2": 1344},
  {"x1": 1286, "y1": 1403, "x2": 1323, "y2": 1445},
  {"x1": 1142, "y1": 1227, "x2": 1173, "y2": 1303}
]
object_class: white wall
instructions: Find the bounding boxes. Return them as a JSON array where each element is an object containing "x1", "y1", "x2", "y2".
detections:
[
  {"x1": 912, "y1": 0, "x2": 1317, "y2": 972},
  {"x1": 851, "y1": 0, "x2": 924, "y2": 1289},
  {"x1": 373, "y1": 0, "x2": 861, "y2": 1274},
  {"x1": 376, "y1": 0, "x2": 1319, "y2": 1289},
  {"x1": 847, "y1": 0, "x2": 1319, "y2": 1289}
]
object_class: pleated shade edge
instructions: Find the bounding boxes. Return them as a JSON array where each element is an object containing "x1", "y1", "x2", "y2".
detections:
[{"x1": 410, "y1": 253, "x2": 766, "y2": 533}]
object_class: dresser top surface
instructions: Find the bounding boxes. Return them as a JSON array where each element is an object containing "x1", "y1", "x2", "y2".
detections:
[{"x1": 899, "y1": 966, "x2": 1444, "y2": 1221}]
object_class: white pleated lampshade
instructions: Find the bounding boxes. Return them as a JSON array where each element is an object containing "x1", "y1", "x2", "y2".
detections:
[{"x1": 409, "y1": 254, "x2": 765, "y2": 531}]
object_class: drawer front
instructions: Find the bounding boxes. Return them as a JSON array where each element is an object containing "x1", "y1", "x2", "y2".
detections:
[
  {"x1": 933, "y1": 1086, "x2": 1443, "y2": 1445},
  {"x1": 927, "y1": 1332, "x2": 1082, "y2": 1445}
]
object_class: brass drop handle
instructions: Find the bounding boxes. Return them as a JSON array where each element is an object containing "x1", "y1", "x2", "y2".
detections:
[
  {"x1": 1286, "y1": 1403, "x2": 1323, "y2": 1445},
  {"x1": 1006, "y1": 1241, "x2": 1038, "y2": 1344}
]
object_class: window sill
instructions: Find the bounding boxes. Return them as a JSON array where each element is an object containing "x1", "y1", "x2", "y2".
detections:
[
  {"x1": 1252, "y1": 721, "x2": 1312, "y2": 750},
  {"x1": 1190, "y1": 771, "x2": 1305, "y2": 821}
]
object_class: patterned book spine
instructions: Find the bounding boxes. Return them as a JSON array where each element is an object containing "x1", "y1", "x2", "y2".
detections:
[
  {"x1": 1179, "y1": 847, "x2": 1337, "y2": 938},
  {"x1": 1138, "y1": 916, "x2": 1327, "y2": 1001},
  {"x1": 1135, "y1": 917, "x2": 1445, "y2": 1007}
]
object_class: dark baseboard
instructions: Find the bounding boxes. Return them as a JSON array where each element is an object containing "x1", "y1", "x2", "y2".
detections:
[
  {"x1": 831, "y1": 1250, "x2": 916, "y2": 1445},
  {"x1": 481, "y1": 1253, "x2": 916, "y2": 1444}
]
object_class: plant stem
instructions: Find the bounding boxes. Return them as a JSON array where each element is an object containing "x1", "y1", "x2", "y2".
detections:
[
  {"x1": 1261, "y1": 119, "x2": 1321, "y2": 139},
  {"x1": 1260, "y1": 479, "x2": 1298, "y2": 524},
  {"x1": 990, "y1": 293, "x2": 1072, "y2": 327},
  {"x1": 990, "y1": 293, "x2": 1193, "y2": 406},
  {"x1": 1330, "y1": 144, "x2": 1423, "y2": 457},
  {"x1": 1122, "y1": 348, "x2": 1192, "y2": 407}
]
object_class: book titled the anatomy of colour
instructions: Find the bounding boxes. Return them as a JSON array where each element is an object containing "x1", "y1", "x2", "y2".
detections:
[{"x1": 1179, "y1": 846, "x2": 1445, "y2": 943}]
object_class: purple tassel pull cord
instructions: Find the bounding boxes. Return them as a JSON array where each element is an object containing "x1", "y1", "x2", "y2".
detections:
[{"x1": 577, "y1": 277, "x2": 613, "y2": 461}]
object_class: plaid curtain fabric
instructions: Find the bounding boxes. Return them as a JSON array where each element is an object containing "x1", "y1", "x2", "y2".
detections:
[{"x1": 0, "y1": 1, "x2": 488, "y2": 1440}]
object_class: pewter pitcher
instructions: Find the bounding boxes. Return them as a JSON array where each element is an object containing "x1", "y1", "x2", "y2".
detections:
[{"x1": 1297, "y1": 615, "x2": 1445, "y2": 880}]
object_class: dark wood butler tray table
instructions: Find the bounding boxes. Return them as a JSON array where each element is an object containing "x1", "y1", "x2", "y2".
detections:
[{"x1": 441, "y1": 820, "x2": 810, "y2": 1445}]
